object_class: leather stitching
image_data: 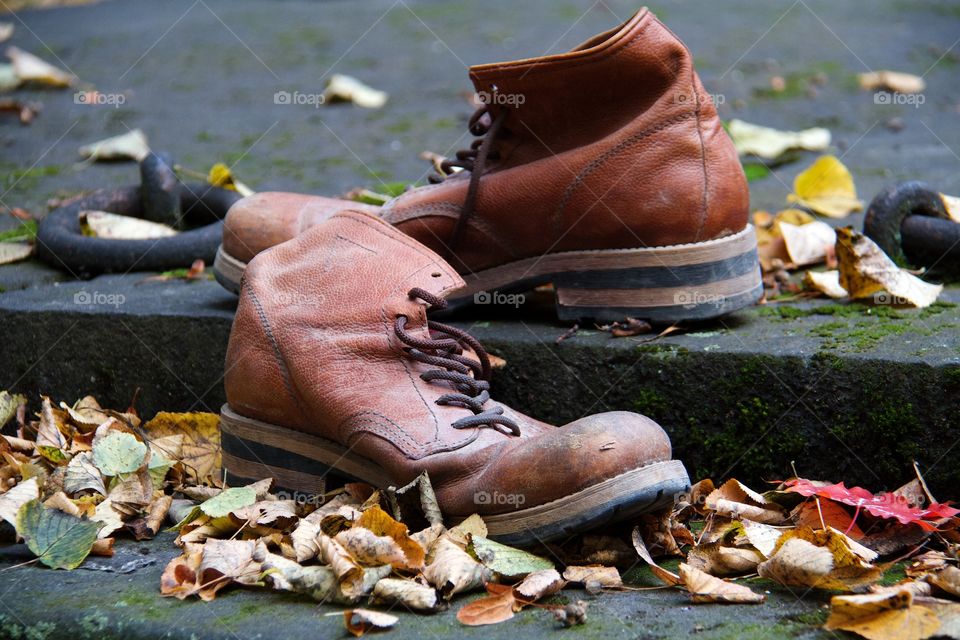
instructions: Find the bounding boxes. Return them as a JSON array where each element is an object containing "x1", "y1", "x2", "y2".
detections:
[{"x1": 245, "y1": 282, "x2": 307, "y2": 421}]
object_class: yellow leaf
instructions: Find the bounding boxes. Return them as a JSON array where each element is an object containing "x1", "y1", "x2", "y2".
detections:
[
  {"x1": 787, "y1": 155, "x2": 863, "y2": 218},
  {"x1": 757, "y1": 527, "x2": 882, "y2": 591},
  {"x1": 207, "y1": 163, "x2": 254, "y2": 197},
  {"x1": 142, "y1": 412, "x2": 221, "y2": 486},
  {"x1": 825, "y1": 589, "x2": 940, "y2": 640},
  {"x1": 835, "y1": 227, "x2": 942, "y2": 308},
  {"x1": 355, "y1": 505, "x2": 425, "y2": 571}
]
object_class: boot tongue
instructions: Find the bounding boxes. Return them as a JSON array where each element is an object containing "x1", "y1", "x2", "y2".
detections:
[{"x1": 323, "y1": 210, "x2": 465, "y2": 299}]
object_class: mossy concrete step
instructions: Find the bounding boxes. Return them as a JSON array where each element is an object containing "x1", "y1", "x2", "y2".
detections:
[{"x1": 1, "y1": 272, "x2": 958, "y2": 497}]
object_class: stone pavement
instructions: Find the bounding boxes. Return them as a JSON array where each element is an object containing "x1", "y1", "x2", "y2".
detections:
[{"x1": 1, "y1": 0, "x2": 959, "y2": 638}]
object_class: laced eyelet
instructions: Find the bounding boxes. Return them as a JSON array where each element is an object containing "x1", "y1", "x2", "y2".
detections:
[{"x1": 393, "y1": 287, "x2": 519, "y2": 436}]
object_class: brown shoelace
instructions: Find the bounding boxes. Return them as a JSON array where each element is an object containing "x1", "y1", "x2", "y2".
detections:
[
  {"x1": 394, "y1": 287, "x2": 520, "y2": 436},
  {"x1": 428, "y1": 104, "x2": 509, "y2": 262}
]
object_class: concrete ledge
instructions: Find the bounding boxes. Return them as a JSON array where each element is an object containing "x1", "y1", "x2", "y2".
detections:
[{"x1": 1, "y1": 271, "x2": 958, "y2": 496}]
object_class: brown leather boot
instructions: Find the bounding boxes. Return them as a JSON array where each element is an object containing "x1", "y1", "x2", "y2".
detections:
[
  {"x1": 214, "y1": 193, "x2": 379, "y2": 293},
  {"x1": 221, "y1": 210, "x2": 689, "y2": 545},
  {"x1": 214, "y1": 8, "x2": 759, "y2": 323}
]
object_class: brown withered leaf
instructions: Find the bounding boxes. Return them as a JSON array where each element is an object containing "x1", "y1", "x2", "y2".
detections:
[
  {"x1": 424, "y1": 536, "x2": 492, "y2": 599},
  {"x1": 562, "y1": 565, "x2": 622, "y2": 593},
  {"x1": 318, "y1": 534, "x2": 366, "y2": 598},
  {"x1": 686, "y1": 542, "x2": 763, "y2": 577},
  {"x1": 339, "y1": 608, "x2": 399, "y2": 637},
  {"x1": 824, "y1": 589, "x2": 940, "y2": 640},
  {"x1": 142, "y1": 412, "x2": 220, "y2": 486},
  {"x1": 927, "y1": 566, "x2": 960, "y2": 599},
  {"x1": 63, "y1": 451, "x2": 106, "y2": 496},
  {"x1": 679, "y1": 563, "x2": 765, "y2": 604},
  {"x1": 705, "y1": 479, "x2": 787, "y2": 524},
  {"x1": 514, "y1": 569, "x2": 565, "y2": 605},
  {"x1": 335, "y1": 526, "x2": 407, "y2": 568},
  {"x1": 457, "y1": 583, "x2": 516, "y2": 626},
  {"x1": 60, "y1": 396, "x2": 111, "y2": 430},
  {"x1": 289, "y1": 518, "x2": 322, "y2": 563},
  {"x1": 355, "y1": 505, "x2": 425, "y2": 571},
  {"x1": 371, "y1": 577, "x2": 439, "y2": 612},
  {"x1": 257, "y1": 549, "x2": 350, "y2": 604}
]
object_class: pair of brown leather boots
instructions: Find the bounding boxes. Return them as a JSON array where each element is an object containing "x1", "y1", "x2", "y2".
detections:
[{"x1": 220, "y1": 9, "x2": 760, "y2": 545}]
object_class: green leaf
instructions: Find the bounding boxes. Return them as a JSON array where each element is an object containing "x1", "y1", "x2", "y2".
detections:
[
  {"x1": 468, "y1": 535, "x2": 553, "y2": 580},
  {"x1": 0, "y1": 220, "x2": 37, "y2": 243},
  {"x1": 147, "y1": 452, "x2": 173, "y2": 489},
  {"x1": 199, "y1": 486, "x2": 256, "y2": 518},
  {"x1": 742, "y1": 162, "x2": 771, "y2": 182},
  {"x1": 93, "y1": 431, "x2": 147, "y2": 476},
  {"x1": 16, "y1": 499, "x2": 102, "y2": 569}
]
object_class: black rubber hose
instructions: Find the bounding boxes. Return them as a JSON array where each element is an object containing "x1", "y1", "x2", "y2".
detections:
[
  {"x1": 34, "y1": 182, "x2": 241, "y2": 275},
  {"x1": 863, "y1": 181, "x2": 948, "y2": 266},
  {"x1": 901, "y1": 215, "x2": 960, "y2": 277}
]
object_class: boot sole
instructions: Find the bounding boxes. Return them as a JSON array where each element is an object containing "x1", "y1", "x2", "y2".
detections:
[
  {"x1": 213, "y1": 224, "x2": 761, "y2": 323},
  {"x1": 220, "y1": 404, "x2": 690, "y2": 546}
]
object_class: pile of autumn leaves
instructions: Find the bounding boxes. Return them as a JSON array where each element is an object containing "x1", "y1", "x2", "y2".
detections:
[
  {"x1": 4, "y1": 391, "x2": 960, "y2": 638},
  {"x1": 0, "y1": 391, "x2": 220, "y2": 569}
]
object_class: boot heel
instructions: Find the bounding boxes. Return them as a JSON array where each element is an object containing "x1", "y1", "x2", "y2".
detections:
[
  {"x1": 220, "y1": 404, "x2": 390, "y2": 498},
  {"x1": 552, "y1": 225, "x2": 763, "y2": 323}
]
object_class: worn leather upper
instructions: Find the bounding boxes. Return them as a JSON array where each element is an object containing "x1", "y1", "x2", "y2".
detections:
[
  {"x1": 224, "y1": 210, "x2": 672, "y2": 516},
  {"x1": 220, "y1": 9, "x2": 748, "y2": 278},
  {"x1": 222, "y1": 193, "x2": 379, "y2": 263},
  {"x1": 383, "y1": 8, "x2": 749, "y2": 272}
]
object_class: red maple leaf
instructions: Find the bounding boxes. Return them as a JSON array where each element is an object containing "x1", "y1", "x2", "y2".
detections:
[{"x1": 785, "y1": 478, "x2": 958, "y2": 531}]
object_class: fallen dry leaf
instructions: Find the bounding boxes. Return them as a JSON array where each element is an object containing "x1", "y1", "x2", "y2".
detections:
[
  {"x1": 705, "y1": 479, "x2": 786, "y2": 525},
  {"x1": 142, "y1": 412, "x2": 220, "y2": 485},
  {"x1": 0, "y1": 241, "x2": 33, "y2": 265},
  {"x1": 514, "y1": 568, "x2": 564, "y2": 604},
  {"x1": 804, "y1": 269, "x2": 847, "y2": 298},
  {"x1": 728, "y1": 119, "x2": 831, "y2": 160},
  {"x1": 858, "y1": 70, "x2": 926, "y2": 94},
  {"x1": 371, "y1": 577, "x2": 439, "y2": 612},
  {"x1": 456, "y1": 583, "x2": 516, "y2": 626},
  {"x1": 787, "y1": 155, "x2": 863, "y2": 219},
  {"x1": 562, "y1": 565, "x2": 622, "y2": 592},
  {"x1": 424, "y1": 536, "x2": 491, "y2": 599},
  {"x1": 686, "y1": 542, "x2": 763, "y2": 577},
  {"x1": 6, "y1": 46, "x2": 75, "y2": 87},
  {"x1": 679, "y1": 562, "x2": 765, "y2": 604},
  {"x1": 757, "y1": 527, "x2": 882, "y2": 591},
  {"x1": 81, "y1": 211, "x2": 178, "y2": 240},
  {"x1": 78, "y1": 129, "x2": 150, "y2": 162},
  {"x1": 824, "y1": 588, "x2": 940, "y2": 640},
  {"x1": 323, "y1": 74, "x2": 388, "y2": 109},
  {"x1": 779, "y1": 220, "x2": 836, "y2": 267},
  {"x1": 787, "y1": 478, "x2": 957, "y2": 530},
  {"x1": 339, "y1": 608, "x2": 398, "y2": 637},
  {"x1": 835, "y1": 227, "x2": 943, "y2": 309}
]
